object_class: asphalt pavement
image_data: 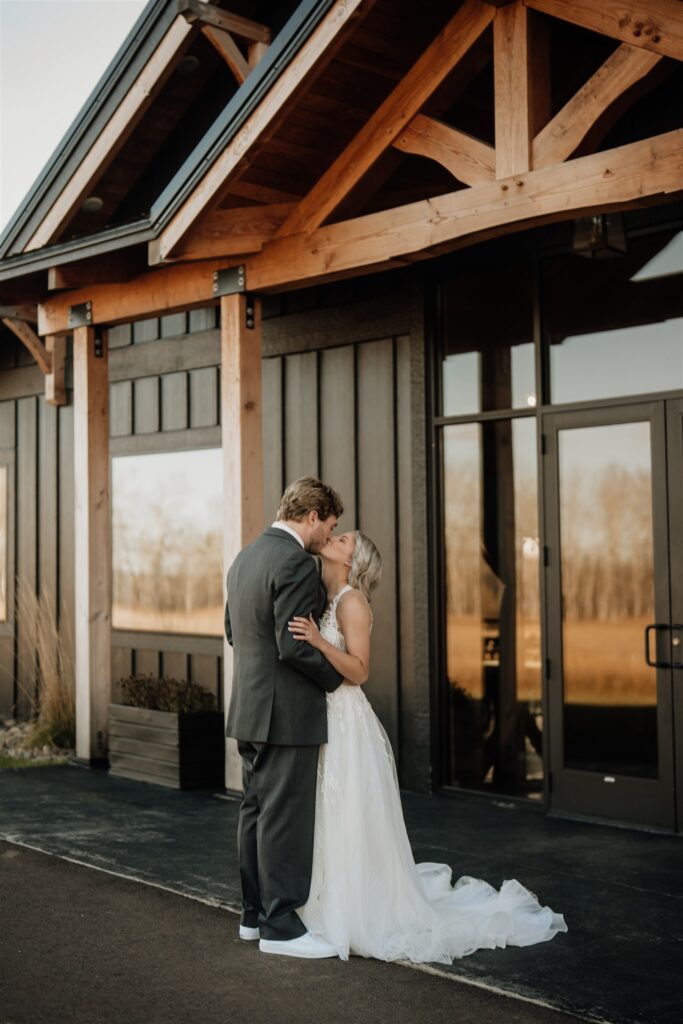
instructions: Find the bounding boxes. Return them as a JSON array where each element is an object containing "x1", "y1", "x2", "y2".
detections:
[{"x1": 1, "y1": 840, "x2": 576, "y2": 1024}]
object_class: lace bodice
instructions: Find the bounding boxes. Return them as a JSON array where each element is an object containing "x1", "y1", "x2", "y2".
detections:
[{"x1": 319, "y1": 585, "x2": 353, "y2": 652}]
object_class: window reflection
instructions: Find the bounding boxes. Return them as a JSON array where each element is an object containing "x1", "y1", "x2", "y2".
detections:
[
  {"x1": 545, "y1": 228, "x2": 683, "y2": 404},
  {"x1": 442, "y1": 262, "x2": 536, "y2": 415},
  {"x1": 558, "y1": 424, "x2": 658, "y2": 777},
  {"x1": 442, "y1": 418, "x2": 542, "y2": 796},
  {"x1": 112, "y1": 449, "x2": 223, "y2": 636},
  {"x1": 0, "y1": 466, "x2": 6, "y2": 621}
]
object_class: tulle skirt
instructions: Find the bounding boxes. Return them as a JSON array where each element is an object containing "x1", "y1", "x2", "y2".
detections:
[{"x1": 300, "y1": 684, "x2": 568, "y2": 963}]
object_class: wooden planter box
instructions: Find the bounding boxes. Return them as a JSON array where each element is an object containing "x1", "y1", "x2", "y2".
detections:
[{"x1": 108, "y1": 703, "x2": 224, "y2": 790}]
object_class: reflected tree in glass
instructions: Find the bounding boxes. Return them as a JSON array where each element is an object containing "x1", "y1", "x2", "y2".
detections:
[{"x1": 112, "y1": 449, "x2": 223, "y2": 636}]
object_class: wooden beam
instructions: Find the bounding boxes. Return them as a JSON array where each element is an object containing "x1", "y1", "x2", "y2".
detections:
[
  {"x1": 45, "y1": 335, "x2": 67, "y2": 406},
  {"x1": 40, "y1": 128, "x2": 683, "y2": 330},
  {"x1": 533, "y1": 43, "x2": 662, "y2": 168},
  {"x1": 201, "y1": 26, "x2": 249, "y2": 84},
  {"x1": 156, "y1": 0, "x2": 375, "y2": 261},
  {"x1": 154, "y1": 203, "x2": 296, "y2": 262},
  {"x1": 2, "y1": 317, "x2": 51, "y2": 374},
  {"x1": 220, "y1": 292, "x2": 263, "y2": 790},
  {"x1": 180, "y1": 0, "x2": 270, "y2": 44},
  {"x1": 73, "y1": 325, "x2": 111, "y2": 764},
  {"x1": 0, "y1": 304, "x2": 37, "y2": 322},
  {"x1": 246, "y1": 127, "x2": 683, "y2": 290},
  {"x1": 247, "y1": 40, "x2": 269, "y2": 69},
  {"x1": 38, "y1": 257, "x2": 235, "y2": 335},
  {"x1": 523, "y1": 0, "x2": 683, "y2": 62},
  {"x1": 275, "y1": 0, "x2": 496, "y2": 238},
  {"x1": 24, "y1": 15, "x2": 194, "y2": 252},
  {"x1": 393, "y1": 114, "x2": 495, "y2": 186},
  {"x1": 494, "y1": 3, "x2": 532, "y2": 178},
  {"x1": 48, "y1": 251, "x2": 146, "y2": 291}
]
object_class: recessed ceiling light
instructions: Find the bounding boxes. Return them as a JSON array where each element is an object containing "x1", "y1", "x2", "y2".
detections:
[
  {"x1": 177, "y1": 55, "x2": 200, "y2": 75},
  {"x1": 81, "y1": 195, "x2": 104, "y2": 213}
]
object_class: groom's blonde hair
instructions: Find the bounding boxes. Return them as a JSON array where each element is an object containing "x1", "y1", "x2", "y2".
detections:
[{"x1": 277, "y1": 477, "x2": 344, "y2": 523}]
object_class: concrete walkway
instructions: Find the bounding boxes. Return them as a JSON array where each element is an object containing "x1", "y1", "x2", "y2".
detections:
[{"x1": 1, "y1": 763, "x2": 681, "y2": 1024}]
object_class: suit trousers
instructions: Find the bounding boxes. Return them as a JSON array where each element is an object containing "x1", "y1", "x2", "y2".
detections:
[{"x1": 237, "y1": 739, "x2": 319, "y2": 941}]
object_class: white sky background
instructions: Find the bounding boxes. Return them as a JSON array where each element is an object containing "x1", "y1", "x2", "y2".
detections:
[{"x1": 0, "y1": 0, "x2": 147, "y2": 232}]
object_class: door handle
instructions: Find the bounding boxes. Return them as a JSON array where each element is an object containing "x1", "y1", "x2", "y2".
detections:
[
  {"x1": 645, "y1": 624, "x2": 669, "y2": 668},
  {"x1": 672, "y1": 625, "x2": 683, "y2": 669}
]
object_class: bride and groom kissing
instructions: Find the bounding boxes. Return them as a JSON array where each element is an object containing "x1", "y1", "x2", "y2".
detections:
[{"x1": 224, "y1": 476, "x2": 567, "y2": 962}]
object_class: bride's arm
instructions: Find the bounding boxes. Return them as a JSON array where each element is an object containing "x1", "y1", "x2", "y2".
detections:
[{"x1": 288, "y1": 591, "x2": 371, "y2": 686}]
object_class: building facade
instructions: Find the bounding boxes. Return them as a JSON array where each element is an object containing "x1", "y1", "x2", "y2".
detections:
[{"x1": 1, "y1": 0, "x2": 682, "y2": 832}]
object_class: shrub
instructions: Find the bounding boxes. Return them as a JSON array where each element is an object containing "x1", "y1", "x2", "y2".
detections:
[{"x1": 114, "y1": 674, "x2": 217, "y2": 713}]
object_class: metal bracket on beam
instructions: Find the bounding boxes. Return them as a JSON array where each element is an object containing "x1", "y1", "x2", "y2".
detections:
[
  {"x1": 212, "y1": 265, "x2": 246, "y2": 297},
  {"x1": 68, "y1": 301, "x2": 93, "y2": 328}
]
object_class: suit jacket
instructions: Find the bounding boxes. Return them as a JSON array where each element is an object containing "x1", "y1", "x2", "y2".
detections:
[{"x1": 224, "y1": 527, "x2": 343, "y2": 745}]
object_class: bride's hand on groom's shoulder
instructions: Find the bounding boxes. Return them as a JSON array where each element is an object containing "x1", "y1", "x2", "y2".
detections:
[{"x1": 288, "y1": 613, "x2": 323, "y2": 650}]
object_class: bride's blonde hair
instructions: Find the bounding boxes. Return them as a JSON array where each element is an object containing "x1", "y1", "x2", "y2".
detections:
[{"x1": 348, "y1": 532, "x2": 382, "y2": 602}]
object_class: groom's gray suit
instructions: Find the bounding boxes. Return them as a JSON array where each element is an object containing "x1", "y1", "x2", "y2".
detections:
[{"x1": 225, "y1": 526, "x2": 343, "y2": 940}]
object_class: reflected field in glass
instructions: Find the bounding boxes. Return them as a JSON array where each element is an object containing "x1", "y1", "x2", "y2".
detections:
[
  {"x1": 558, "y1": 423, "x2": 658, "y2": 777},
  {"x1": 442, "y1": 418, "x2": 542, "y2": 796},
  {"x1": 0, "y1": 465, "x2": 6, "y2": 620},
  {"x1": 112, "y1": 448, "x2": 223, "y2": 636}
]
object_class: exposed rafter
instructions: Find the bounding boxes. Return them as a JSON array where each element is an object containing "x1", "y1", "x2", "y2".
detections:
[
  {"x1": 201, "y1": 25, "x2": 250, "y2": 84},
  {"x1": 39, "y1": 127, "x2": 683, "y2": 334},
  {"x1": 24, "y1": 15, "x2": 194, "y2": 253},
  {"x1": 150, "y1": 202, "x2": 295, "y2": 262},
  {"x1": 154, "y1": 0, "x2": 377, "y2": 263},
  {"x1": 523, "y1": 0, "x2": 683, "y2": 61},
  {"x1": 393, "y1": 115, "x2": 495, "y2": 186},
  {"x1": 274, "y1": 0, "x2": 496, "y2": 238},
  {"x1": 532, "y1": 43, "x2": 663, "y2": 168},
  {"x1": 179, "y1": 1, "x2": 271, "y2": 44}
]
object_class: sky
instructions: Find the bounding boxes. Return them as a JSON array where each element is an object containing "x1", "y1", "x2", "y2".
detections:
[{"x1": 0, "y1": 0, "x2": 147, "y2": 232}]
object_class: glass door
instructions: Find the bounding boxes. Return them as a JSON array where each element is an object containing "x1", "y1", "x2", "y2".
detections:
[
  {"x1": 666, "y1": 399, "x2": 683, "y2": 830},
  {"x1": 544, "y1": 402, "x2": 678, "y2": 829}
]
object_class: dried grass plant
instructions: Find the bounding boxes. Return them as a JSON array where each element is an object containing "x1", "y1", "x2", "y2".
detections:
[{"x1": 15, "y1": 575, "x2": 75, "y2": 750}]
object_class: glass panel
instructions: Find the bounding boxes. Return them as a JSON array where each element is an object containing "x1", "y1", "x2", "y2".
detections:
[
  {"x1": 544, "y1": 228, "x2": 683, "y2": 404},
  {"x1": 0, "y1": 466, "x2": 7, "y2": 621},
  {"x1": 442, "y1": 418, "x2": 542, "y2": 796},
  {"x1": 558, "y1": 423, "x2": 658, "y2": 777},
  {"x1": 442, "y1": 262, "x2": 536, "y2": 415},
  {"x1": 112, "y1": 449, "x2": 223, "y2": 636}
]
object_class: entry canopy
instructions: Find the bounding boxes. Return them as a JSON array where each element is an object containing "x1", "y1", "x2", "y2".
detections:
[{"x1": 0, "y1": 0, "x2": 682, "y2": 329}]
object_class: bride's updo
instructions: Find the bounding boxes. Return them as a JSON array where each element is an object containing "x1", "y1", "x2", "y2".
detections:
[{"x1": 348, "y1": 532, "x2": 382, "y2": 602}]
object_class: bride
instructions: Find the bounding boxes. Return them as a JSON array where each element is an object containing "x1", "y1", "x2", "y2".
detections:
[{"x1": 288, "y1": 530, "x2": 567, "y2": 964}]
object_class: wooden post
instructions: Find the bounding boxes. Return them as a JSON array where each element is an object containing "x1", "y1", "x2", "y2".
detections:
[
  {"x1": 73, "y1": 325, "x2": 111, "y2": 764},
  {"x1": 220, "y1": 293, "x2": 263, "y2": 790}
]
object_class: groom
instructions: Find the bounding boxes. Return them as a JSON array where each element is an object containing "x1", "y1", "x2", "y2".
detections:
[{"x1": 224, "y1": 477, "x2": 344, "y2": 958}]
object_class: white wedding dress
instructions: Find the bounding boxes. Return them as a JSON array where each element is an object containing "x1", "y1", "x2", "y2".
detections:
[{"x1": 300, "y1": 585, "x2": 568, "y2": 963}]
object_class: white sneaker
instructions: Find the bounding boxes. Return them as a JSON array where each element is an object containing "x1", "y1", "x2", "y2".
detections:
[
  {"x1": 239, "y1": 924, "x2": 260, "y2": 941},
  {"x1": 259, "y1": 932, "x2": 338, "y2": 959}
]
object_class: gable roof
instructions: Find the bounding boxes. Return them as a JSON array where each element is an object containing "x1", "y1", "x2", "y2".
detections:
[{"x1": 0, "y1": 0, "x2": 337, "y2": 282}]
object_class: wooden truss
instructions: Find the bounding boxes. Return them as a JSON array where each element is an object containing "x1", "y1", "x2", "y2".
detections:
[{"x1": 39, "y1": 0, "x2": 683, "y2": 332}]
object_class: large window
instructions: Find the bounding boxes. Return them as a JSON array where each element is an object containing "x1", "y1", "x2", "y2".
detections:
[
  {"x1": 437, "y1": 256, "x2": 542, "y2": 799},
  {"x1": 442, "y1": 418, "x2": 542, "y2": 797},
  {"x1": 112, "y1": 448, "x2": 223, "y2": 637},
  {"x1": 544, "y1": 227, "x2": 683, "y2": 404}
]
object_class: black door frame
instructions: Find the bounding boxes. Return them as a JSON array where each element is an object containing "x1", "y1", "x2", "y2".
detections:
[{"x1": 543, "y1": 400, "x2": 679, "y2": 830}]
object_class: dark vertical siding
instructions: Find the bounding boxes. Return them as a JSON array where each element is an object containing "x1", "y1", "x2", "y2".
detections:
[
  {"x1": 284, "y1": 352, "x2": 318, "y2": 481},
  {"x1": 15, "y1": 397, "x2": 38, "y2": 717},
  {"x1": 261, "y1": 316, "x2": 420, "y2": 767},
  {"x1": 319, "y1": 345, "x2": 356, "y2": 531}
]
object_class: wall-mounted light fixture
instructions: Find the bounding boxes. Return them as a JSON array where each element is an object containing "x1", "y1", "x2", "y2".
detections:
[{"x1": 572, "y1": 213, "x2": 627, "y2": 259}]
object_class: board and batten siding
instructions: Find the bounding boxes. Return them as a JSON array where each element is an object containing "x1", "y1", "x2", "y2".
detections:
[
  {"x1": 0, "y1": 279, "x2": 431, "y2": 790},
  {"x1": 261, "y1": 283, "x2": 431, "y2": 789}
]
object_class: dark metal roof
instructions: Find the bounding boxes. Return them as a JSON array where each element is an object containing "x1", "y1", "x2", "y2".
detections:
[{"x1": 0, "y1": 0, "x2": 335, "y2": 283}]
